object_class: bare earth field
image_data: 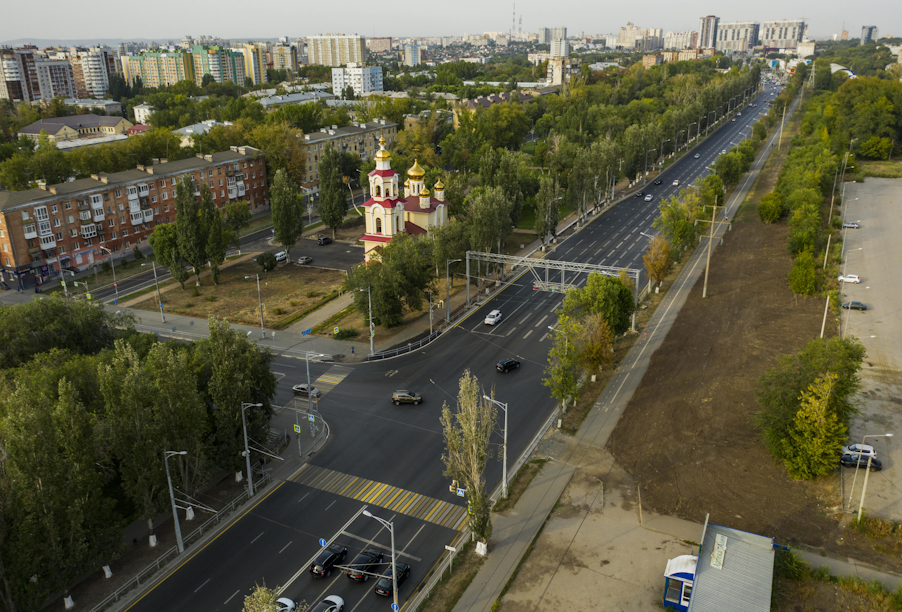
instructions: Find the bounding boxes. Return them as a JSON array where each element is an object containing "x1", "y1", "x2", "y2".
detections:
[{"x1": 607, "y1": 208, "x2": 899, "y2": 565}]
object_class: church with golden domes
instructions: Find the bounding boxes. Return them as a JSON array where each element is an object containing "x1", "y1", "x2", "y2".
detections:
[{"x1": 360, "y1": 136, "x2": 449, "y2": 262}]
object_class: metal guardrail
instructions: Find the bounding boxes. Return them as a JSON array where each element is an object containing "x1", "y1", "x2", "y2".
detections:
[{"x1": 87, "y1": 472, "x2": 272, "y2": 612}]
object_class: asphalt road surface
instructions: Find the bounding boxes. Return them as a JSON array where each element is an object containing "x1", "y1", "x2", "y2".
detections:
[{"x1": 125, "y1": 84, "x2": 781, "y2": 612}]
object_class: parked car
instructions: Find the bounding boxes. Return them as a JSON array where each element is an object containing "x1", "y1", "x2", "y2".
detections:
[
  {"x1": 317, "y1": 236, "x2": 332, "y2": 245},
  {"x1": 653, "y1": 179, "x2": 663, "y2": 185},
  {"x1": 838, "y1": 274, "x2": 861, "y2": 284},
  {"x1": 392, "y1": 390, "x2": 422, "y2": 405},
  {"x1": 842, "y1": 444, "x2": 877, "y2": 459},
  {"x1": 840, "y1": 454, "x2": 882, "y2": 471},
  {"x1": 310, "y1": 544, "x2": 348, "y2": 578},
  {"x1": 672, "y1": 179, "x2": 680, "y2": 186},
  {"x1": 484, "y1": 310, "x2": 503, "y2": 325},
  {"x1": 308, "y1": 596, "x2": 345, "y2": 612},
  {"x1": 374, "y1": 562, "x2": 411, "y2": 597},
  {"x1": 635, "y1": 191, "x2": 645, "y2": 198},
  {"x1": 293, "y1": 383, "x2": 322, "y2": 398},
  {"x1": 346, "y1": 548, "x2": 384, "y2": 582},
  {"x1": 694, "y1": 153, "x2": 701, "y2": 159},
  {"x1": 496, "y1": 358, "x2": 521, "y2": 373},
  {"x1": 644, "y1": 194, "x2": 654, "y2": 202},
  {"x1": 277, "y1": 598, "x2": 300, "y2": 612},
  {"x1": 275, "y1": 251, "x2": 288, "y2": 263},
  {"x1": 841, "y1": 301, "x2": 867, "y2": 311},
  {"x1": 842, "y1": 222, "x2": 860, "y2": 229},
  {"x1": 295, "y1": 256, "x2": 313, "y2": 265}
]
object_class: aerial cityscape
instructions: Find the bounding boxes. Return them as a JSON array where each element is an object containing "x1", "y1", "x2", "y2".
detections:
[{"x1": 1, "y1": 7, "x2": 902, "y2": 612}]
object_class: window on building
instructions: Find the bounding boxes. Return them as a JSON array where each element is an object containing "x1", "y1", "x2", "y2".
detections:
[
  {"x1": 118, "y1": 203, "x2": 124, "y2": 211},
  {"x1": 165, "y1": 217, "x2": 170, "y2": 223},
  {"x1": 1, "y1": 244, "x2": 6, "y2": 252},
  {"x1": 21, "y1": 211, "x2": 29, "y2": 220},
  {"x1": 50, "y1": 205, "x2": 58, "y2": 214},
  {"x1": 170, "y1": 178, "x2": 176, "y2": 186},
  {"x1": 56, "y1": 232, "x2": 63, "y2": 240},
  {"x1": 84, "y1": 238, "x2": 92, "y2": 246},
  {"x1": 220, "y1": 190, "x2": 225, "y2": 198},
  {"x1": 162, "y1": 192, "x2": 167, "y2": 200},
  {"x1": 217, "y1": 167, "x2": 222, "y2": 174},
  {"x1": 64, "y1": 201, "x2": 72, "y2": 209},
  {"x1": 108, "y1": 219, "x2": 115, "y2": 227},
  {"x1": 124, "y1": 241, "x2": 130, "y2": 249},
  {"x1": 115, "y1": 190, "x2": 121, "y2": 198},
  {"x1": 110, "y1": 231, "x2": 116, "y2": 239},
  {"x1": 70, "y1": 229, "x2": 77, "y2": 237},
  {"x1": 53, "y1": 219, "x2": 61, "y2": 227},
  {"x1": 208, "y1": 170, "x2": 213, "y2": 177},
  {"x1": 171, "y1": 190, "x2": 176, "y2": 199},
  {"x1": 58, "y1": 245, "x2": 66, "y2": 255},
  {"x1": 5, "y1": 258, "x2": 9, "y2": 266},
  {"x1": 103, "y1": 193, "x2": 110, "y2": 201},
  {"x1": 153, "y1": 207, "x2": 159, "y2": 214},
  {"x1": 209, "y1": 181, "x2": 214, "y2": 189},
  {"x1": 160, "y1": 181, "x2": 165, "y2": 188},
  {"x1": 122, "y1": 229, "x2": 128, "y2": 237},
  {"x1": 163, "y1": 205, "x2": 169, "y2": 212}
]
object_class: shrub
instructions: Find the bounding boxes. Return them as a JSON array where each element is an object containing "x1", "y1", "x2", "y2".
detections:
[
  {"x1": 788, "y1": 248, "x2": 817, "y2": 295},
  {"x1": 256, "y1": 252, "x2": 277, "y2": 272},
  {"x1": 205, "y1": 296, "x2": 216, "y2": 302},
  {"x1": 758, "y1": 192, "x2": 784, "y2": 223},
  {"x1": 334, "y1": 328, "x2": 359, "y2": 340},
  {"x1": 132, "y1": 246, "x2": 145, "y2": 261},
  {"x1": 191, "y1": 287, "x2": 200, "y2": 297},
  {"x1": 185, "y1": 302, "x2": 195, "y2": 308},
  {"x1": 290, "y1": 300, "x2": 298, "y2": 307},
  {"x1": 273, "y1": 307, "x2": 287, "y2": 315},
  {"x1": 306, "y1": 290, "x2": 319, "y2": 298}
]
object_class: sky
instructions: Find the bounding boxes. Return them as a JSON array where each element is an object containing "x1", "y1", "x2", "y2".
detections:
[{"x1": 2, "y1": 0, "x2": 898, "y2": 44}]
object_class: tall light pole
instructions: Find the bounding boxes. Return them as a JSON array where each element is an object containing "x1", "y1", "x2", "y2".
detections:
[
  {"x1": 687, "y1": 122, "x2": 696, "y2": 148},
  {"x1": 299, "y1": 352, "x2": 324, "y2": 456},
  {"x1": 659, "y1": 139, "x2": 670, "y2": 164},
  {"x1": 848, "y1": 433, "x2": 893, "y2": 516},
  {"x1": 100, "y1": 245, "x2": 119, "y2": 304},
  {"x1": 141, "y1": 261, "x2": 165, "y2": 322},
  {"x1": 483, "y1": 395, "x2": 509, "y2": 499},
  {"x1": 358, "y1": 286, "x2": 374, "y2": 355},
  {"x1": 241, "y1": 402, "x2": 263, "y2": 497},
  {"x1": 643, "y1": 148, "x2": 656, "y2": 185},
  {"x1": 701, "y1": 196, "x2": 718, "y2": 299},
  {"x1": 676, "y1": 130, "x2": 684, "y2": 152},
  {"x1": 446, "y1": 259, "x2": 462, "y2": 323},
  {"x1": 705, "y1": 110, "x2": 716, "y2": 136},
  {"x1": 245, "y1": 274, "x2": 265, "y2": 337},
  {"x1": 362, "y1": 510, "x2": 398, "y2": 611},
  {"x1": 164, "y1": 450, "x2": 188, "y2": 553}
]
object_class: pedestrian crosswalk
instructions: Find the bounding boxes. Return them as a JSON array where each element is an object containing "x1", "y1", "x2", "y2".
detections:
[
  {"x1": 313, "y1": 365, "x2": 353, "y2": 394},
  {"x1": 292, "y1": 464, "x2": 468, "y2": 531}
]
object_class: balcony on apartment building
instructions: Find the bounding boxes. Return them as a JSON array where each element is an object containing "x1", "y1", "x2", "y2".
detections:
[
  {"x1": 130, "y1": 211, "x2": 144, "y2": 226},
  {"x1": 39, "y1": 234, "x2": 56, "y2": 250},
  {"x1": 80, "y1": 224, "x2": 97, "y2": 239},
  {"x1": 23, "y1": 223, "x2": 37, "y2": 239}
]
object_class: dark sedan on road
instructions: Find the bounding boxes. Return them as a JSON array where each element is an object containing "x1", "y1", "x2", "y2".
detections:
[
  {"x1": 310, "y1": 543, "x2": 348, "y2": 578},
  {"x1": 840, "y1": 454, "x2": 882, "y2": 471},
  {"x1": 841, "y1": 301, "x2": 867, "y2": 311},
  {"x1": 346, "y1": 548, "x2": 384, "y2": 582},
  {"x1": 318, "y1": 236, "x2": 333, "y2": 245},
  {"x1": 653, "y1": 179, "x2": 662, "y2": 185},
  {"x1": 635, "y1": 191, "x2": 644, "y2": 198},
  {"x1": 374, "y1": 562, "x2": 411, "y2": 597},
  {"x1": 392, "y1": 390, "x2": 422, "y2": 405},
  {"x1": 496, "y1": 358, "x2": 521, "y2": 373}
]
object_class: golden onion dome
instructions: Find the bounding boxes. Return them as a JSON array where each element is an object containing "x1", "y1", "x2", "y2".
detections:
[
  {"x1": 404, "y1": 178, "x2": 410, "y2": 187},
  {"x1": 407, "y1": 159, "x2": 426, "y2": 179},
  {"x1": 433, "y1": 179, "x2": 444, "y2": 190},
  {"x1": 375, "y1": 147, "x2": 391, "y2": 161},
  {"x1": 420, "y1": 187, "x2": 431, "y2": 197}
]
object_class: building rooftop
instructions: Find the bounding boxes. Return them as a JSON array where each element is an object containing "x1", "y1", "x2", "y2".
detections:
[
  {"x1": 0, "y1": 146, "x2": 262, "y2": 212},
  {"x1": 175, "y1": 120, "x2": 233, "y2": 138},
  {"x1": 17, "y1": 114, "x2": 128, "y2": 136},
  {"x1": 55, "y1": 134, "x2": 129, "y2": 150},
  {"x1": 256, "y1": 91, "x2": 335, "y2": 108},
  {"x1": 302, "y1": 120, "x2": 397, "y2": 144},
  {"x1": 63, "y1": 98, "x2": 122, "y2": 107}
]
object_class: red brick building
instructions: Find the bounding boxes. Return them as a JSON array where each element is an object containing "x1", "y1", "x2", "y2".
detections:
[{"x1": 0, "y1": 146, "x2": 267, "y2": 289}]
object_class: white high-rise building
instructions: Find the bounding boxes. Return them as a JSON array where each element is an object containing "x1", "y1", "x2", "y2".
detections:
[
  {"x1": 698, "y1": 16, "x2": 720, "y2": 48},
  {"x1": 35, "y1": 59, "x2": 77, "y2": 100},
  {"x1": 664, "y1": 31, "x2": 696, "y2": 50},
  {"x1": 404, "y1": 44, "x2": 420, "y2": 67},
  {"x1": 332, "y1": 63, "x2": 383, "y2": 97},
  {"x1": 551, "y1": 27, "x2": 567, "y2": 41},
  {"x1": 861, "y1": 26, "x2": 879, "y2": 44},
  {"x1": 716, "y1": 22, "x2": 760, "y2": 53},
  {"x1": 308, "y1": 34, "x2": 367, "y2": 67},
  {"x1": 761, "y1": 20, "x2": 808, "y2": 50},
  {"x1": 550, "y1": 39, "x2": 570, "y2": 57}
]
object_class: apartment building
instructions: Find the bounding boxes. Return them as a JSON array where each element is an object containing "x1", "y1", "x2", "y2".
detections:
[
  {"x1": 242, "y1": 43, "x2": 268, "y2": 85},
  {"x1": 133, "y1": 103, "x2": 154, "y2": 124},
  {"x1": 539, "y1": 27, "x2": 566, "y2": 43},
  {"x1": 300, "y1": 120, "x2": 397, "y2": 190},
  {"x1": 698, "y1": 16, "x2": 720, "y2": 49},
  {"x1": 663, "y1": 31, "x2": 697, "y2": 50},
  {"x1": 331, "y1": 64, "x2": 383, "y2": 97},
  {"x1": 366, "y1": 38, "x2": 393, "y2": 53},
  {"x1": 17, "y1": 114, "x2": 133, "y2": 143},
  {"x1": 122, "y1": 51, "x2": 194, "y2": 88},
  {"x1": 0, "y1": 146, "x2": 266, "y2": 288},
  {"x1": 716, "y1": 22, "x2": 760, "y2": 53},
  {"x1": 861, "y1": 26, "x2": 879, "y2": 44},
  {"x1": 192, "y1": 46, "x2": 246, "y2": 86},
  {"x1": 35, "y1": 58, "x2": 77, "y2": 100},
  {"x1": 643, "y1": 54, "x2": 663, "y2": 68},
  {"x1": 404, "y1": 45, "x2": 421, "y2": 67},
  {"x1": 761, "y1": 20, "x2": 808, "y2": 50},
  {"x1": 0, "y1": 47, "x2": 40, "y2": 102},
  {"x1": 69, "y1": 47, "x2": 118, "y2": 98},
  {"x1": 271, "y1": 44, "x2": 298, "y2": 70},
  {"x1": 307, "y1": 34, "x2": 367, "y2": 67},
  {"x1": 550, "y1": 39, "x2": 569, "y2": 58}
]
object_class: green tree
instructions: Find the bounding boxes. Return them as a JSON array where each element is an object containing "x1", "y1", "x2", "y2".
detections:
[
  {"x1": 560, "y1": 272, "x2": 635, "y2": 335},
  {"x1": 755, "y1": 337, "x2": 865, "y2": 461},
  {"x1": 223, "y1": 200, "x2": 251, "y2": 250},
  {"x1": 788, "y1": 247, "x2": 817, "y2": 296},
  {"x1": 256, "y1": 252, "x2": 277, "y2": 272},
  {"x1": 543, "y1": 315, "x2": 581, "y2": 410},
  {"x1": 269, "y1": 169, "x2": 304, "y2": 261},
  {"x1": 318, "y1": 147, "x2": 347, "y2": 239},
  {"x1": 780, "y1": 374, "x2": 848, "y2": 479},
  {"x1": 533, "y1": 174, "x2": 560, "y2": 246},
  {"x1": 714, "y1": 151, "x2": 743, "y2": 186},
  {"x1": 758, "y1": 192, "x2": 784, "y2": 224},
  {"x1": 643, "y1": 235, "x2": 671, "y2": 288},
  {"x1": 175, "y1": 176, "x2": 207, "y2": 286},
  {"x1": 206, "y1": 207, "x2": 228, "y2": 285},
  {"x1": 149, "y1": 223, "x2": 190, "y2": 289},
  {"x1": 654, "y1": 195, "x2": 697, "y2": 257},
  {"x1": 440, "y1": 370, "x2": 496, "y2": 542}
]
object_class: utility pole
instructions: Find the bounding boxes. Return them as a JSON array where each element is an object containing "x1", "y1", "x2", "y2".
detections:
[
  {"x1": 694, "y1": 197, "x2": 730, "y2": 299},
  {"x1": 778, "y1": 104, "x2": 787, "y2": 151}
]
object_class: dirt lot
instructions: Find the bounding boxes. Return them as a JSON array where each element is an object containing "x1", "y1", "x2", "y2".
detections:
[{"x1": 131, "y1": 260, "x2": 346, "y2": 326}]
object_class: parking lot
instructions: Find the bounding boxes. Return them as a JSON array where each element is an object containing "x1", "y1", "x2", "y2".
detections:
[{"x1": 840, "y1": 178, "x2": 902, "y2": 520}]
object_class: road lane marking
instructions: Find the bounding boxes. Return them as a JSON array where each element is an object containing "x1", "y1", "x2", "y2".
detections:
[
  {"x1": 279, "y1": 541, "x2": 293, "y2": 554},
  {"x1": 523, "y1": 330, "x2": 533, "y2": 339},
  {"x1": 535, "y1": 314, "x2": 548, "y2": 328},
  {"x1": 325, "y1": 500, "x2": 337, "y2": 511},
  {"x1": 251, "y1": 532, "x2": 265, "y2": 544},
  {"x1": 298, "y1": 492, "x2": 310, "y2": 503},
  {"x1": 195, "y1": 579, "x2": 210, "y2": 593},
  {"x1": 224, "y1": 590, "x2": 241, "y2": 604},
  {"x1": 539, "y1": 333, "x2": 549, "y2": 342},
  {"x1": 518, "y1": 313, "x2": 532, "y2": 324}
]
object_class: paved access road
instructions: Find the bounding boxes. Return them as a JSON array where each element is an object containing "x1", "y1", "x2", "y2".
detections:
[{"x1": 126, "y1": 85, "x2": 780, "y2": 612}]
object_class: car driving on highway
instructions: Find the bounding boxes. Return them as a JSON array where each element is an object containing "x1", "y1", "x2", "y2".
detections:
[
  {"x1": 644, "y1": 194, "x2": 653, "y2": 202},
  {"x1": 496, "y1": 358, "x2": 521, "y2": 373},
  {"x1": 293, "y1": 383, "x2": 322, "y2": 398},
  {"x1": 374, "y1": 562, "x2": 411, "y2": 597},
  {"x1": 346, "y1": 548, "x2": 384, "y2": 582},
  {"x1": 392, "y1": 390, "x2": 422, "y2": 405},
  {"x1": 841, "y1": 301, "x2": 867, "y2": 311},
  {"x1": 310, "y1": 543, "x2": 348, "y2": 578},
  {"x1": 308, "y1": 595, "x2": 345, "y2": 612},
  {"x1": 842, "y1": 222, "x2": 860, "y2": 229},
  {"x1": 484, "y1": 310, "x2": 502, "y2": 325}
]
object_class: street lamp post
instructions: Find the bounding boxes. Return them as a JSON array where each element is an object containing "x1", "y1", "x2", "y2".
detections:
[
  {"x1": 299, "y1": 352, "x2": 324, "y2": 456},
  {"x1": 848, "y1": 433, "x2": 893, "y2": 518},
  {"x1": 358, "y1": 287, "x2": 374, "y2": 355},
  {"x1": 362, "y1": 510, "x2": 398, "y2": 611},
  {"x1": 706, "y1": 110, "x2": 716, "y2": 136},
  {"x1": 100, "y1": 246, "x2": 119, "y2": 303},
  {"x1": 245, "y1": 274, "x2": 265, "y2": 338},
  {"x1": 164, "y1": 450, "x2": 188, "y2": 553},
  {"x1": 659, "y1": 139, "x2": 670, "y2": 164},
  {"x1": 141, "y1": 261, "x2": 165, "y2": 322},
  {"x1": 483, "y1": 395, "x2": 509, "y2": 499},
  {"x1": 687, "y1": 123, "x2": 696, "y2": 148},
  {"x1": 643, "y1": 148, "x2": 656, "y2": 185},
  {"x1": 446, "y1": 259, "x2": 462, "y2": 323},
  {"x1": 240, "y1": 402, "x2": 263, "y2": 496}
]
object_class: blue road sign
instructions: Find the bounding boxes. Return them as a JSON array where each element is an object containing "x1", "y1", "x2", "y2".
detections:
[
  {"x1": 302, "y1": 328, "x2": 313, "y2": 336},
  {"x1": 456, "y1": 488, "x2": 466, "y2": 497},
  {"x1": 392, "y1": 605, "x2": 399, "y2": 611},
  {"x1": 319, "y1": 538, "x2": 328, "y2": 547},
  {"x1": 308, "y1": 414, "x2": 315, "y2": 422}
]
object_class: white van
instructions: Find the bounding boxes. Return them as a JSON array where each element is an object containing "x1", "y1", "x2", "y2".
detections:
[{"x1": 274, "y1": 251, "x2": 287, "y2": 263}]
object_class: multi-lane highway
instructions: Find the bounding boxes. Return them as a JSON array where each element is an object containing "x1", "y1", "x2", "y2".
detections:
[{"x1": 126, "y1": 82, "x2": 782, "y2": 612}]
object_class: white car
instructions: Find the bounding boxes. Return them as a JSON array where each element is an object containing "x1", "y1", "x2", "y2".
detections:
[
  {"x1": 838, "y1": 274, "x2": 861, "y2": 284},
  {"x1": 644, "y1": 194, "x2": 653, "y2": 202},
  {"x1": 672, "y1": 179, "x2": 680, "y2": 186},
  {"x1": 842, "y1": 222, "x2": 860, "y2": 229},
  {"x1": 842, "y1": 444, "x2": 877, "y2": 460},
  {"x1": 694, "y1": 153, "x2": 701, "y2": 159},
  {"x1": 277, "y1": 598, "x2": 299, "y2": 612},
  {"x1": 308, "y1": 595, "x2": 345, "y2": 612},
  {"x1": 484, "y1": 310, "x2": 503, "y2": 325}
]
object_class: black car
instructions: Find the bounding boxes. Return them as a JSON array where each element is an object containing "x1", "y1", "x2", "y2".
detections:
[
  {"x1": 374, "y1": 562, "x2": 411, "y2": 597},
  {"x1": 310, "y1": 544, "x2": 348, "y2": 577},
  {"x1": 842, "y1": 301, "x2": 867, "y2": 311},
  {"x1": 840, "y1": 454, "x2": 882, "y2": 471},
  {"x1": 496, "y1": 358, "x2": 521, "y2": 373},
  {"x1": 346, "y1": 548, "x2": 384, "y2": 582},
  {"x1": 635, "y1": 191, "x2": 644, "y2": 198},
  {"x1": 653, "y1": 179, "x2": 662, "y2": 185},
  {"x1": 317, "y1": 236, "x2": 332, "y2": 245}
]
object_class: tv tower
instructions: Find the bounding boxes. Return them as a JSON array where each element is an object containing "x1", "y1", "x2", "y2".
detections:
[{"x1": 511, "y1": 3, "x2": 516, "y2": 40}]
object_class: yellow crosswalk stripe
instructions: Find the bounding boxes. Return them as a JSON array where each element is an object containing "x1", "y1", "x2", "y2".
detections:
[
  {"x1": 292, "y1": 465, "x2": 467, "y2": 530},
  {"x1": 311, "y1": 365, "x2": 353, "y2": 395}
]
